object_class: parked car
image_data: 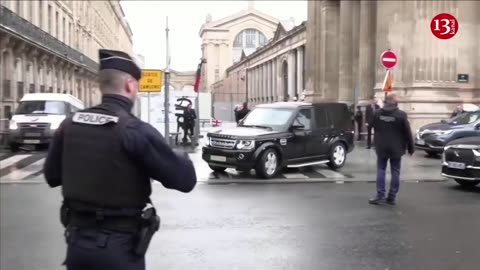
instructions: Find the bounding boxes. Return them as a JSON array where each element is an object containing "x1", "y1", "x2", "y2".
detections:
[
  {"x1": 8, "y1": 93, "x2": 84, "y2": 151},
  {"x1": 441, "y1": 136, "x2": 480, "y2": 187},
  {"x1": 202, "y1": 102, "x2": 355, "y2": 178},
  {"x1": 415, "y1": 110, "x2": 480, "y2": 156}
]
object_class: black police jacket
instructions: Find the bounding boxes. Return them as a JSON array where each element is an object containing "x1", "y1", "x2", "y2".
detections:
[
  {"x1": 372, "y1": 103, "x2": 415, "y2": 159},
  {"x1": 44, "y1": 94, "x2": 197, "y2": 209}
]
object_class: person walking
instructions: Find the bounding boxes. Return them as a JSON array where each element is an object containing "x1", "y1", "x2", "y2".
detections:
[
  {"x1": 236, "y1": 102, "x2": 250, "y2": 124},
  {"x1": 369, "y1": 93, "x2": 414, "y2": 206},
  {"x1": 450, "y1": 104, "x2": 464, "y2": 118},
  {"x1": 183, "y1": 104, "x2": 196, "y2": 143},
  {"x1": 354, "y1": 105, "x2": 363, "y2": 141},
  {"x1": 365, "y1": 97, "x2": 380, "y2": 149},
  {"x1": 43, "y1": 49, "x2": 197, "y2": 270}
]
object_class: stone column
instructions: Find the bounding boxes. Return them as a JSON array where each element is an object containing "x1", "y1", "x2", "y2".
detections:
[
  {"x1": 338, "y1": 0, "x2": 354, "y2": 104},
  {"x1": 351, "y1": 0, "x2": 360, "y2": 104},
  {"x1": 305, "y1": 0, "x2": 318, "y2": 99},
  {"x1": 457, "y1": 1, "x2": 478, "y2": 91},
  {"x1": 276, "y1": 59, "x2": 283, "y2": 101},
  {"x1": 272, "y1": 60, "x2": 277, "y2": 101},
  {"x1": 358, "y1": 0, "x2": 376, "y2": 101},
  {"x1": 296, "y1": 47, "x2": 304, "y2": 100},
  {"x1": 32, "y1": 55, "x2": 38, "y2": 93},
  {"x1": 263, "y1": 64, "x2": 268, "y2": 102},
  {"x1": 287, "y1": 52, "x2": 295, "y2": 101},
  {"x1": 41, "y1": 59, "x2": 47, "y2": 93},
  {"x1": 268, "y1": 61, "x2": 273, "y2": 101}
]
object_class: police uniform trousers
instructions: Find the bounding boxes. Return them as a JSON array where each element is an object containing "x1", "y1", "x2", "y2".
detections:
[{"x1": 64, "y1": 227, "x2": 145, "y2": 270}]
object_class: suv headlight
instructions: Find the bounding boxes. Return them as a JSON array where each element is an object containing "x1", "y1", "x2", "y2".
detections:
[
  {"x1": 205, "y1": 136, "x2": 211, "y2": 146},
  {"x1": 236, "y1": 140, "x2": 255, "y2": 150},
  {"x1": 9, "y1": 120, "x2": 18, "y2": 130},
  {"x1": 50, "y1": 121, "x2": 61, "y2": 130}
]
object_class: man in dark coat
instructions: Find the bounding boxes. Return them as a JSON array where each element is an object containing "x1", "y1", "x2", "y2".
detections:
[
  {"x1": 354, "y1": 105, "x2": 363, "y2": 141},
  {"x1": 365, "y1": 97, "x2": 380, "y2": 149},
  {"x1": 183, "y1": 104, "x2": 196, "y2": 143},
  {"x1": 369, "y1": 93, "x2": 414, "y2": 205},
  {"x1": 236, "y1": 102, "x2": 250, "y2": 124}
]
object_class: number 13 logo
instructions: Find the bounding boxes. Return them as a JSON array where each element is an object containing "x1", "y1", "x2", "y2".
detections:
[{"x1": 430, "y1": 13, "x2": 458, "y2": 40}]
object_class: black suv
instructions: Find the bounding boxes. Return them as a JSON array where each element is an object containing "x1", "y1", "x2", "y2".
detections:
[
  {"x1": 441, "y1": 136, "x2": 480, "y2": 187},
  {"x1": 415, "y1": 110, "x2": 480, "y2": 155},
  {"x1": 202, "y1": 102, "x2": 355, "y2": 178}
]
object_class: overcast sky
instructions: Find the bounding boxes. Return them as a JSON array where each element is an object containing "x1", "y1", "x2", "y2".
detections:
[{"x1": 121, "y1": 1, "x2": 307, "y2": 71}]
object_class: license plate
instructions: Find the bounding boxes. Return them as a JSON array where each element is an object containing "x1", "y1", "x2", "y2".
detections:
[
  {"x1": 447, "y1": 162, "x2": 466, "y2": 170},
  {"x1": 23, "y1": 139, "x2": 41, "y2": 144},
  {"x1": 416, "y1": 139, "x2": 425, "y2": 145},
  {"x1": 210, "y1": 155, "x2": 226, "y2": 162},
  {"x1": 25, "y1": 132, "x2": 41, "y2": 137}
]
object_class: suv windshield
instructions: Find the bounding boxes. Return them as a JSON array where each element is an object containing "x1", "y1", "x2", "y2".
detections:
[
  {"x1": 15, "y1": 101, "x2": 67, "y2": 115},
  {"x1": 448, "y1": 111, "x2": 480, "y2": 125},
  {"x1": 241, "y1": 108, "x2": 294, "y2": 131}
]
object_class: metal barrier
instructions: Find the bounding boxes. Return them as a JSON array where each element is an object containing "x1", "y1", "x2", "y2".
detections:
[{"x1": 0, "y1": 118, "x2": 9, "y2": 148}]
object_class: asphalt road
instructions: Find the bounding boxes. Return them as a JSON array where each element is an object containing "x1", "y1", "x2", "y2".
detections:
[{"x1": 1, "y1": 181, "x2": 479, "y2": 270}]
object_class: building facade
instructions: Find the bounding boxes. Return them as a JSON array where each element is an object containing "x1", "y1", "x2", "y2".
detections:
[
  {"x1": 0, "y1": 0, "x2": 134, "y2": 119},
  {"x1": 212, "y1": 22, "x2": 306, "y2": 121},
  {"x1": 305, "y1": 0, "x2": 480, "y2": 131},
  {"x1": 199, "y1": 3, "x2": 280, "y2": 93}
]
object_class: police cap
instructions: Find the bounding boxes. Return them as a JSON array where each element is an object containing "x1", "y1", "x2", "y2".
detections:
[{"x1": 99, "y1": 49, "x2": 142, "y2": 81}]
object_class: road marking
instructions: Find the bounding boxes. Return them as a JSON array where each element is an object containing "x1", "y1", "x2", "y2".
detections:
[
  {"x1": 283, "y1": 172, "x2": 309, "y2": 179},
  {"x1": 0, "y1": 154, "x2": 31, "y2": 170},
  {"x1": 314, "y1": 168, "x2": 346, "y2": 179},
  {"x1": 1, "y1": 158, "x2": 45, "y2": 182}
]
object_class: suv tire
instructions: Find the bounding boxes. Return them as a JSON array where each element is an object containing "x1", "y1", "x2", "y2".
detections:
[
  {"x1": 328, "y1": 142, "x2": 346, "y2": 170},
  {"x1": 455, "y1": 179, "x2": 480, "y2": 187},
  {"x1": 9, "y1": 142, "x2": 19, "y2": 152},
  {"x1": 209, "y1": 165, "x2": 226, "y2": 172},
  {"x1": 255, "y1": 148, "x2": 279, "y2": 179}
]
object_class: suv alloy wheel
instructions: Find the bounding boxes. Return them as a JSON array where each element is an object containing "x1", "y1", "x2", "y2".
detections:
[
  {"x1": 328, "y1": 142, "x2": 346, "y2": 170},
  {"x1": 255, "y1": 148, "x2": 279, "y2": 179}
]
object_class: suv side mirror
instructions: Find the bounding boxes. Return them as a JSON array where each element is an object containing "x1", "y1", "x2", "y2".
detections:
[{"x1": 291, "y1": 123, "x2": 305, "y2": 130}]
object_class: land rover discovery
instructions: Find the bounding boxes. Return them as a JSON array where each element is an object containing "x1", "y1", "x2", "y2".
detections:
[{"x1": 202, "y1": 102, "x2": 355, "y2": 178}]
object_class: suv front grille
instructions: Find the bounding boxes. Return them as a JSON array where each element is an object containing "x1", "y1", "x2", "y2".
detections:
[
  {"x1": 445, "y1": 148, "x2": 474, "y2": 165},
  {"x1": 210, "y1": 137, "x2": 236, "y2": 149}
]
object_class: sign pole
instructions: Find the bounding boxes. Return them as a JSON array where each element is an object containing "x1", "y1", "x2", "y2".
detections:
[
  {"x1": 164, "y1": 17, "x2": 171, "y2": 145},
  {"x1": 147, "y1": 92, "x2": 151, "y2": 124}
]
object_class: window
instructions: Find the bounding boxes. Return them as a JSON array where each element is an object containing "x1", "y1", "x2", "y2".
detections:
[
  {"x1": 15, "y1": 101, "x2": 67, "y2": 115},
  {"x1": 449, "y1": 111, "x2": 480, "y2": 125},
  {"x1": 314, "y1": 106, "x2": 329, "y2": 128},
  {"x1": 48, "y1": 5, "x2": 52, "y2": 34},
  {"x1": 56, "y1": 11, "x2": 59, "y2": 38},
  {"x1": 68, "y1": 22, "x2": 72, "y2": 46},
  {"x1": 245, "y1": 29, "x2": 256, "y2": 48},
  {"x1": 233, "y1": 32, "x2": 243, "y2": 47},
  {"x1": 294, "y1": 108, "x2": 311, "y2": 130},
  {"x1": 259, "y1": 32, "x2": 267, "y2": 46},
  {"x1": 242, "y1": 108, "x2": 294, "y2": 131},
  {"x1": 63, "y1": 18, "x2": 66, "y2": 42}
]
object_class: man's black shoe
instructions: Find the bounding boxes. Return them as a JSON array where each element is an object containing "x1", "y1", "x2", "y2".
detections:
[
  {"x1": 369, "y1": 197, "x2": 386, "y2": 205},
  {"x1": 386, "y1": 198, "x2": 396, "y2": 205}
]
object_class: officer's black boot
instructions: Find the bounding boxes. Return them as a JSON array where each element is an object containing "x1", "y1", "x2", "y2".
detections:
[
  {"x1": 368, "y1": 196, "x2": 386, "y2": 205},
  {"x1": 386, "y1": 196, "x2": 396, "y2": 206}
]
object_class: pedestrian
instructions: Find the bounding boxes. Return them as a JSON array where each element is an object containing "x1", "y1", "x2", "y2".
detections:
[
  {"x1": 369, "y1": 93, "x2": 414, "y2": 206},
  {"x1": 183, "y1": 104, "x2": 196, "y2": 143},
  {"x1": 236, "y1": 102, "x2": 250, "y2": 124},
  {"x1": 354, "y1": 105, "x2": 363, "y2": 141},
  {"x1": 365, "y1": 97, "x2": 380, "y2": 149},
  {"x1": 450, "y1": 104, "x2": 464, "y2": 118},
  {"x1": 43, "y1": 49, "x2": 197, "y2": 270},
  {"x1": 234, "y1": 104, "x2": 241, "y2": 124}
]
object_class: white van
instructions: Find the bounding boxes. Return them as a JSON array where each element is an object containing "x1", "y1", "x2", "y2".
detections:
[{"x1": 8, "y1": 93, "x2": 84, "y2": 151}]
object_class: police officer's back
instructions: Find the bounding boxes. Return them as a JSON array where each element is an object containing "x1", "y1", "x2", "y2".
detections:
[{"x1": 43, "y1": 49, "x2": 197, "y2": 270}]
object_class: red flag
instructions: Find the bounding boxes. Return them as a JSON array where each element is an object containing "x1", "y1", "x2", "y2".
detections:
[
  {"x1": 383, "y1": 69, "x2": 393, "y2": 93},
  {"x1": 193, "y1": 63, "x2": 202, "y2": 92}
]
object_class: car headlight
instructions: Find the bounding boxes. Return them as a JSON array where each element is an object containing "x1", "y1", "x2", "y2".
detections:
[
  {"x1": 433, "y1": 130, "x2": 453, "y2": 136},
  {"x1": 236, "y1": 140, "x2": 255, "y2": 150},
  {"x1": 205, "y1": 136, "x2": 211, "y2": 146},
  {"x1": 50, "y1": 121, "x2": 61, "y2": 130},
  {"x1": 9, "y1": 120, "x2": 18, "y2": 130}
]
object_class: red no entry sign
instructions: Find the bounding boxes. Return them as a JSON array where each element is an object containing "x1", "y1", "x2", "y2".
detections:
[{"x1": 381, "y1": 50, "x2": 397, "y2": 69}]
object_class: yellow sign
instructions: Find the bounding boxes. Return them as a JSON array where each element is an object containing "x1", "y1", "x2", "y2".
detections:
[{"x1": 139, "y1": 69, "x2": 163, "y2": 92}]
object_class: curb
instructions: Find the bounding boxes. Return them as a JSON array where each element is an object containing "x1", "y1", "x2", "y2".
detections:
[{"x1": 205, "y1": 178, "x2": 447, "y2": 185}]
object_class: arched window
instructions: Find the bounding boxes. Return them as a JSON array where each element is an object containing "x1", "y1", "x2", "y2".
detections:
[{"x1": 233, "y1": 28, "x2": 267, "y2": 62}]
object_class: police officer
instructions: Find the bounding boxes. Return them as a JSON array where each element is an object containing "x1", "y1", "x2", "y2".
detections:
[
  {"x1": 43, "y1": 49, "x2": 197, "y2": 270},
  {"x1": 182, "y1": 104, "x2": 196, "y2": 143}
]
